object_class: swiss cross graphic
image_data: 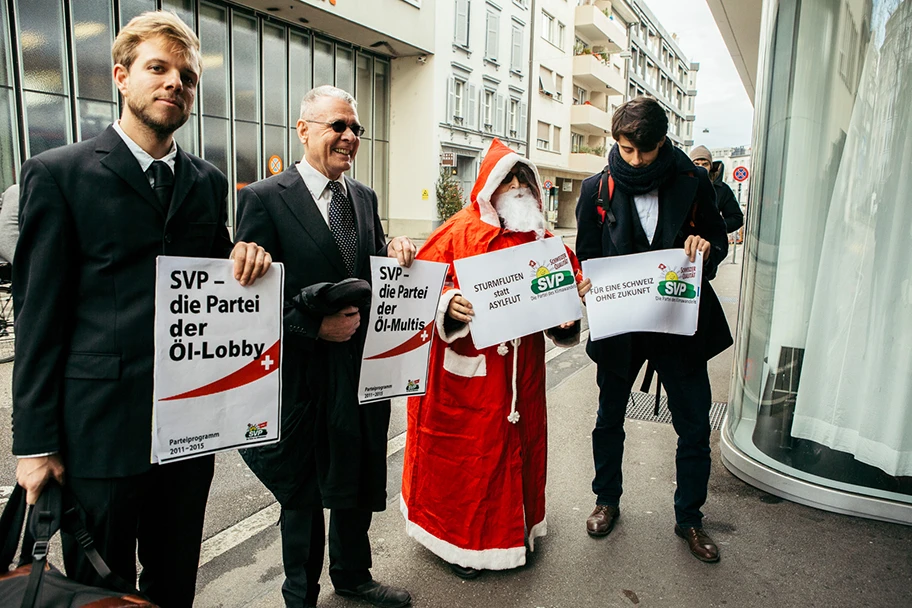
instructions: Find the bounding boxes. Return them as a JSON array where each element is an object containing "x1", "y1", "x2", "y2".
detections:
[
  {"x1": 421, "y1": 330, "x2": 429, "y2": 341},
  {"x1": 260, "y1": 355, "x2": 274, "y2": 371},
  {"x1": 733, "y1": 166, "x2": 749, "y2": 182}
]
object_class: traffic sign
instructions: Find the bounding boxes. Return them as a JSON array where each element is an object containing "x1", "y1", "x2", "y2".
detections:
[
  {"x1": 267, "y1": 155, "x2": 283, "y2": 175},
  {"x1": 543, "y1": 180, "x2": 554, "y2": 190},
  {"x1": 733, "y1": 166, "x2": 749, "y2": 182}
]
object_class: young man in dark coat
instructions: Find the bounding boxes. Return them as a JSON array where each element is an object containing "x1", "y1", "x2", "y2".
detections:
[
  {"x1": 234, "y1": 85, "x2": 415, "y2": 608},
  {"x1": 575, "y1": 97, "x2": 732, "y2": 563},
  {"x1": 12, "y1": 12, "x2": 270, "y2": 607},
  {"x1": 689, "y1": 145, "x2": 744, "y2": 234}
]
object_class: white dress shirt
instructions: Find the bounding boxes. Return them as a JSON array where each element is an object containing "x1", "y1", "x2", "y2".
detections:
[
  {"x1": 633, "y1": 188, "x2": 660, "y2": 245},
  {"x1": 296, "y1": 158, "x2": 347, "y2": 226},
  {"x1": 112, "y1": 121, "x2": 177, "y2": 186}
]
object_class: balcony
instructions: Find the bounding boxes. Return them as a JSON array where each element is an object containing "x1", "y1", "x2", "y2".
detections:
[
  {"x1": 574, "y1": 5, "x2": 627, "y2": 53},
  {"x1": 573, "y1": 53, "x2": 626, "y2": 96},
  {"x1": 570, "y1": 103, "x2": 612, "y2": 136},
  {"x1": 569, "y1": 151, "x2": 608, "y2": 175}
]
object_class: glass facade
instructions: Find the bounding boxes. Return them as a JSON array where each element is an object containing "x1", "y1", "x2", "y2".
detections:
[
  {"x1": 1, "y1": 0, "x2": 391, "y2": 227},
  {"x1": 725, "y1": 0, "x2": 912, "y2": 521}
]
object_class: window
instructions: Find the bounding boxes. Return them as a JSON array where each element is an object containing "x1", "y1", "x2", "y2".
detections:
[
  {"x1": 552, "y1": 125, "x2": 561, "y2": 152},
  {"x1": 573, "y1": 85, "x2": 587, "y2": 105},
  {"x1": 557, "y1": 22, "x2": 566, "y2": 50},
  {"x1": 554, "y1": 74, "x2": 563, "y2": 102},
  {"x1": 483, "y1": 89, "x2": 495, "y2": 130},
  {"x1": 510, "y1": 23, "x2": 523, "y2": 72},
  {"x1": 538, "y1": 65, "x2": 554, "y2": 97},
  {"x1": 455, "y1": 0, "x2": 470, "y2": 47},
  {"x1": 541, "y1": 11, "x2": 554, "y2": 43},
  {"x1": 536, "y1": 121, "x2": 550, "y2": 150},
  {"x1": 571, "y1": 132, "x2": 585, "y2": 153},
  {"x1": 508, "y1": 98, "x2": 519, "y2": 136},
  {"x1": 485, "y1": 9, "x2": 499, "y2": 61},
  {"x1": 454, "y1": 79, "x2": 464, "y2": 119}
]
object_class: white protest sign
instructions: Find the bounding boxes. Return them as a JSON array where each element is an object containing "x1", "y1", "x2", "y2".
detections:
[
  {"x1": 583, "y1": 249, "x2": 702, "y2": 341},
  {"x1": 453, "y1": 237, "x2": 581, "y2": 350},
  {"x1": 152, "y1": 257, "x2": 284, "y2": 464},
  {"x1": 358, "y1": 258, "x2": 447, "y2": 403}
]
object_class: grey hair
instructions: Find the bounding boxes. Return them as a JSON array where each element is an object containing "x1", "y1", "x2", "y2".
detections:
[{"x1": 299, "y1": 85, "x2": 357, "y2": 120}]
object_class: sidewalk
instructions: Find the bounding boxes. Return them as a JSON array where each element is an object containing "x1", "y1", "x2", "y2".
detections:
[{"x1": 194, "y1": 240, "x2": 912, "y2": 607}]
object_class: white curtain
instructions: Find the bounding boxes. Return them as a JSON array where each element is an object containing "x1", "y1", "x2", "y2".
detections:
[{"x1": 792, "y1": 2, "x2": 912, "y2": 477}]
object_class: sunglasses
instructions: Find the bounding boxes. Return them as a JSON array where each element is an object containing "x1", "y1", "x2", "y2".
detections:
[
  {"x1": 305, "y1": 119, "x2": 365, "y2": 137},
  {"x1": 500, "y1": 168, "x2": 534, "y2": 186}
]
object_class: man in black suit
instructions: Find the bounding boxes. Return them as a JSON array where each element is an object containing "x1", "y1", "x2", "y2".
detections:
[
  {"x1": 12, "y1": 12, "x2": 270, "y2": 607},
  {"x1": 235, "y1": 85, "x2": 414, "y2": 608},
  {"x1": 575, "y1": 98, "x2": 732, "y2": 563}
]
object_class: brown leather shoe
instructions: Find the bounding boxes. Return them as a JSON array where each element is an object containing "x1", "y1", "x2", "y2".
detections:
[
  {"x1": 586, "y1": 504, "x2": 620, "y2": 537},
  {"x1": 674, "y1": 525, "x2": 720, "y2": 563}
]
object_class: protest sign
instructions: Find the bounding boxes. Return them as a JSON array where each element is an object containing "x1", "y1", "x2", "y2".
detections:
[
  {"x1": 583, "y1": 249, "x2": 702, "y2": 341},
  {"x1": 453, "y1": 237, "x2": 581, "y2": 350},
  {"x1": 152, "y1": 257, "x2": 284, "y2": 464},
  {"x1": 359, "y1": 258, "x2": 447, "y2": 403}
]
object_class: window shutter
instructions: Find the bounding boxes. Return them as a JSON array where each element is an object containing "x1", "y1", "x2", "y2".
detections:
[
  {"x1": 519, "y1": 101, "x2": 528, "y2": 141},
  {"x1": 511, "y1": 26, "x2": 522, "y2": 71},
  {"x1": 467, "y1": 83, "x2": 477, "y2": 129},
  {"x1": 495, "y1": 95, "x2": 505, "y2": 135},
  {"x1": 486, "y1": 12, "x2": 499, "y2": 60},
  {"x1": 455, "y1": 0, "x2": 469, "y2": 45},
  {"x1": 446, "y1": 77, "x2": 455, "y2": 123}
]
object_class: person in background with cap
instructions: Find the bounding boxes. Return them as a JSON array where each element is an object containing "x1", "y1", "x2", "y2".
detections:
[{"x1": 689, "y1": 145, "x2": 744, "y2": 234}]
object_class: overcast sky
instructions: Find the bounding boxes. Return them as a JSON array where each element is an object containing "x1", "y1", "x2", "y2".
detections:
[{"x1": 643, "y1": 0, "x2": 755, "y2": 149}]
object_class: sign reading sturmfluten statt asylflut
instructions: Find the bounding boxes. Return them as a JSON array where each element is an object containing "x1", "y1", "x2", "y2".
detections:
[
  {"x1": 583, "y1": 249, "x2": 703, "y2": 341},
  {"x1": 453, "y1": 237, "x2": 582, "y2": 350},
  {"x1": 152, "y1": 257, "x2": 284, "y2": 464}
]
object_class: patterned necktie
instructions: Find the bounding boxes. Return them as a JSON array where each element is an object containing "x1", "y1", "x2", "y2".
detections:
[
  {"x1": 150, "y1": 160, "x2": 174, "y2": 212},
  {"x1": 327, "y1": 180, "x2": 358, "y2": 275}
]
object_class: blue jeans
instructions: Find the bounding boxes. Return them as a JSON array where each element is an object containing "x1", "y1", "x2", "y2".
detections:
[{"x1": 591, "y1": 343, "x2": 712, "y2": 528}]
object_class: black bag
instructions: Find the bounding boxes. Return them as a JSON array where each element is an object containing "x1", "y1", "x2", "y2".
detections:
[{"x1": 0, "y1": 481, "x2": 156, "y2": 607}]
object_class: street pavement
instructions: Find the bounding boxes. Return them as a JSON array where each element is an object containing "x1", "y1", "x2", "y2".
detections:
[{"x1": 2, "y1": 236, "x2": 911, "y2": 606}]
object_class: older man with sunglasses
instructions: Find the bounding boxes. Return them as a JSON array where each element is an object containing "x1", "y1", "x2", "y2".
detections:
[
  {"x1": 401, "y1": 139, "x2": 585, "y2": 580},
  {"x1": 235, "y1": 85, "x2": 414, "y2": 608}
]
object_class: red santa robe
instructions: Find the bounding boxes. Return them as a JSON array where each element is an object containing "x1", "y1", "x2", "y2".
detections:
[{"x1": 401, "y1": 139, "x2": 581, "y2": 570}]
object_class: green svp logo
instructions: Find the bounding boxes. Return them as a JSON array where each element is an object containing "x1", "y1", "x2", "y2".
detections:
[
  {"x1": 657, "y1": 268, "x2": 698, "y2": 299},
  {"x1": 530, "y1": 258, "x2": 574, "y2": 294}
]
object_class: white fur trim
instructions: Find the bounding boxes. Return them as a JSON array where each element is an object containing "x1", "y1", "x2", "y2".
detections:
[
  {"x1": 435, "y1": 289, "x2": 470, "y2": 344},
  {"x1": 476, "y1": 151, "x2": 545, "y2": 228},
  {"x1": 527, "y1": 518, "x2": 548, "y2": 552},
  {"x1": 401, "y1": 496, "x2": 527, "y2": 571},
  {"x1": 442, "y1": 348, "x2": 487, "y2": 378}
]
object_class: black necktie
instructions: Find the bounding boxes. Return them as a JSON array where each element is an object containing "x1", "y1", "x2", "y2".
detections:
[
  {"x1": 150, "y1": 160, "x2": 174, "y2": 212},
  {"x1": 327, "y1": 180, "x2": 358, "y2": 275}
]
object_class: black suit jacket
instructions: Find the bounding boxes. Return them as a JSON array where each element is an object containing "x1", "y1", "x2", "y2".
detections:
[
  {"x1": 575, "y1": 148, "x2": 733, "y2": 375},
  {"x1": 12, "y1": 126, "x2": 233, "y2": 477},
  {"x1": 234, "y1": 165, "x2": 391, "y2": 511}
]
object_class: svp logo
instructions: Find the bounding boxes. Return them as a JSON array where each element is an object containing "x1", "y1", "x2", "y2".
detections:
[
  {"x1": 656, "y1": 264, "x2": 698, "y2": 299},
  {"x1": 529, "y1": 255, "x2": 574, "y2": 294},
  {"x1": 245, "y1": 421, "x2": 268, "y2": 440},
  {"x1": 406, "y1": 378, "x2": 421, "y2": 392}
]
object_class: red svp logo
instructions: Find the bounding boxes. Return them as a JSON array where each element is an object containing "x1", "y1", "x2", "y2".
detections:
[{"x1": 160, "y1": 340, "x2": 280, "y2": 401}]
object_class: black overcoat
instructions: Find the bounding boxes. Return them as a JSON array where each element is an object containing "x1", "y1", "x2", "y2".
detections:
[
  {"x1": 12, "y1": 126, "x2": 234, "y2": 476},
  {"x1": 575, "y1": 147, "x2": 733, "y2": 376},
  {"x1": 235, "y1": 165, "x2": 391, "y2": 511}
]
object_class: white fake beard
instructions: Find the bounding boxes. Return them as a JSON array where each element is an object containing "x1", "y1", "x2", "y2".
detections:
[{"x1": 493, "y1": 187, "x2": 546, "y2": 236}]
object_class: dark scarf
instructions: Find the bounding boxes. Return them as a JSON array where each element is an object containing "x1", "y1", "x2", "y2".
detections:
[{"x1": 607, "y1": 141, "x2": 677, "y2": 196}]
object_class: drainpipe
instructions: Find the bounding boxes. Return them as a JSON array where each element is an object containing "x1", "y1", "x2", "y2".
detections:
[{"x1": 525, "y1": 0, "x2": 537, "y2": 159}]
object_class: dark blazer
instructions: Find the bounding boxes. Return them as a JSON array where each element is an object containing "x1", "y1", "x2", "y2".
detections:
[
  {"x1": 12, "y1": 125, "x2": 233, "y2": 477},
  {"x1": 575, "y1": 147, "x2": 733, "y2": 375},
  {"x1": 711, "y1": 162, "x2": 745, "y2": 233},
  {"x1": 234, "y1": 165, "x2": 391, "y2": 511}
]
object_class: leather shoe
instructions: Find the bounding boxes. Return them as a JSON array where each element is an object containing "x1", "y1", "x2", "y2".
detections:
[
  {"x1": 586, "y1": 504, "x2": 620, "y2": 537},
  {"x1": 675, "y1": 524, "x2": 720, "y2": 563},
  {"x1": 335, "y1": 580, "x2": 412, "y2": 608},
  {"x1": 448, "y1": 562, "x2": 481, "y2": 579}
]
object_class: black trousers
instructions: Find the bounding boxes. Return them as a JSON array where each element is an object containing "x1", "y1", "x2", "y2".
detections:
[
  {"x1": 62, "y1": 456, "x2": 215, "y2": 608},
  {"x1": 280, "y1": 507, "x2": 373, "y2": 607},
  {"x1": 591, "y1": 340, "x2": 712, "y2": 527}
]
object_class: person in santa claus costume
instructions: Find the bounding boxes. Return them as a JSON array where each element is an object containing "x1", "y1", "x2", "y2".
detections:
[{"x1": 401, "y1": 138, "x2": 590, "y2": 579}]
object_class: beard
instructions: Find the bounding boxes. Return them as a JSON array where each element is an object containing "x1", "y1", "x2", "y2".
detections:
[
  {"x1": 493, "y1": 187, "x2": 545, "y2": 235},
  {"x1": 127, "y1": 95, "x2": 190, "y2": 137}
]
